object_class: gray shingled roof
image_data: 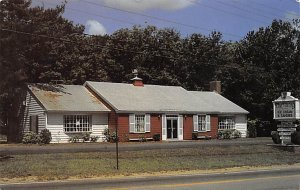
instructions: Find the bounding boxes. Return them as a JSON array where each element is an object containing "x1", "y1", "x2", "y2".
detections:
[
  {"x1": 85, "y1": 81, "x2": 248, "y2": 114},
  {"x1": 28, "y1": 84, "x2": 110, "y2": 112},
  {"x1": 188, "y1": 91, "x2": 249, "y2": 114}
]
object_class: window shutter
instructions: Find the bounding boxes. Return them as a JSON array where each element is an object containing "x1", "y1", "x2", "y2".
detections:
[
  {"x1": 145, "y1": 114, "x2": 151, "y2": 132},
  {"x1": 206, "y1": 115, "x2": 211, "y2": 131},
  {"x1": 129, "y1": 114, "x2": 135, "y2": 133},
  {"x1": 193, "y1": 115, "x2": 198, "y2": 132},
  {"x1": 30, "y1": 115, "x2": 38, "y2": 133},
  {"x1": 162, "y1": 114, "x2": 167, "y2": 140},
  {"x1": 178, "y1": 115, "x2": 183, "y2": 140}
]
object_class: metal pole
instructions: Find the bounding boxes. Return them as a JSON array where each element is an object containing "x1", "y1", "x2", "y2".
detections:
[
  {"x1": 116, "y1": 115, "x2": 119, "y2": 170},
  {"x1": 116, "y1": 130, "x2": 119, "y2": 170}
]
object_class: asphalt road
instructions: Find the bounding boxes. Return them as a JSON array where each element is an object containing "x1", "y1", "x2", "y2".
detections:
[
  {"x1": 0, "y1": 137, "x2": 272, "y2": 155},
  {"x1": 1, "y1": 167, "x2": 299, "y2": 190}
]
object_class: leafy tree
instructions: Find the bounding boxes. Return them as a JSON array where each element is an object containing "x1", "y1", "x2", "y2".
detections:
[
  {"x1": 0, "y1": 0, "x2": 87, "y2": 141},
  {"x1": 220, "y1": 19, "x2": 300, "y2": 121}
]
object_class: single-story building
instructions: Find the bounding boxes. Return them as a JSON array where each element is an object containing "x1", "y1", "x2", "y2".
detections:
[
  {"x1": 23, "y1": 76, "x2": 248, "y2": 143},
  {"x1": 22, "y1": 84, "x2": 110, "y2": 143}
]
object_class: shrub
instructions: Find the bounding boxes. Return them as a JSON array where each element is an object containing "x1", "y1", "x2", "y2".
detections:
[
  {"x1": 82, "y1": 133, "x2": 90, "y2": 142},
  {"x1": 291, "y1": 131, "x2": 300, "y2": 145},
  {"x1": 110, "y1": 131, "x2": 119, "y2": 143},
  {"x1": 138, "y1": 135, "x2": 146, "y2": 142},
  {"x1": 232, "y1": 130, "x2": 241, "y2": 139},
  {"x1": 247, "y1": 120, "x2": 257, "y2": 138},
  {"x1": 192, "y1": 132, "x2": 198, "y2": 140},
  {"x1": 153, "y1": 134, "x2": 160, "y2": 141},
  {"x1": 271, "y1": 131, "x2": 281, "y2": 144},
  {"x1": 218, "y1": 129, "x2": 241, "y2": 140},
  {"x1": 103, "y1": 128, "x2": 111, "y2": 142},
  {"x1": 22, "y1": 132, "x2": 41, "y2": 144},
  {"x1": 39, "y1": 129, "x2": 52, "y2": 144},
  {"x1": 90, "y1": 136, "x2": 99, "y2": 142},
  {"x1": 69, "y1": 136, "x2": 80, "y2": 143}
]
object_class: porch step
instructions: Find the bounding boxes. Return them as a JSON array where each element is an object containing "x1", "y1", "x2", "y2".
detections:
[
  {"x1": 129, "y1": 137, "x2": 153, "y2": 142},
  {"x1": 197, "y1": 135, "x2": 212, "y2": 140}
]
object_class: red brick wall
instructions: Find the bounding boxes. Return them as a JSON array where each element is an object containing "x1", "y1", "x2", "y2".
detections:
[
  {"x1": 196, "y1": 115, "x2": 218, "y2": 138},
  {"x1": 183, "y1": 115, "x2": 193, "y2": 140},
  {"x1": 117, "y1": 114, "x2": 162, "y2": 142}
]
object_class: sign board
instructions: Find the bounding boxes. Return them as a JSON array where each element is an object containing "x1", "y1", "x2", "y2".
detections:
[
  {"x1": 277, "y1": 128, "x2": 296, "y2": 132},
  {"x1": 273, "y1": 92, "x2": 300, "y2": 120},
  {"x1": 274, "y1": 101, "x2": 296, "y2": 119},
  {"x1": 279, "y1": 132, "x2": 292, "y2": 136},
  {"x1": 280, "y1": 136, "x2": 291, "y2": 140}
]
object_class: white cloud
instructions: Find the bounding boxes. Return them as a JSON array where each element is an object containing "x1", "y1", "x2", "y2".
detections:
[
  {"x1": 85, "y1": 20, "x2": 107, "y2": 35},
  {"x1": 102, "y1": 0, "x2": 196, "y2": 11}
]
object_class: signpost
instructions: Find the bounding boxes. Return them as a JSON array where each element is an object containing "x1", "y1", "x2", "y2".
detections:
[{"x1": 273, "y1": 92, "x2": 299, "y2": 145}]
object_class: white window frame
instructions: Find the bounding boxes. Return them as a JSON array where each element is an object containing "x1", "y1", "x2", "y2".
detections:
[
  {"x1": 129, "y1": 114, "x2": 151, "y2": 133},
  {"x1": 193, "y1": 115, "x2": 211, "y2": 132},
  {"x1": 135, "y1": 114, "x2": 145, "y2": 133},
  {"x1": 198, "y1": 115, "x2": 207, "y2": 132},
  {"x1": 218, "y1": 116, "x2": 235, "y2": 130},
  {"x1": 63, "y1": 115, "x2": 92, "y2": 133}
]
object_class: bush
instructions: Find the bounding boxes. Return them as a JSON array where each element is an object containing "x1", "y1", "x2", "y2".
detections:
[
  {"x1": 90, "y1": 136, "x2": 99, "y2": 142},
  {"x1": 110, "y1": 131, "x2": 119, "y2": 143},
  {"x1": 217, "y1": 129, "x2": 241, "y2": 140},
  {"x1": 192, "y1": 132, "x2": 198, "y2": 140},
  {"x1": 22, "y1": 132, "x2": 41, "y2": 144},
  {"x1": 153, "y1": 134, "x2": 160, "y2": 141},
  {"x1": 69, "y1": 136, "x2": 80, "y2": 143},
  {"x1": 271, "y1": 131, "x2": 281, "y2": 144},
  {"x1": 232, "y1": 130, "x2": 242, "y2": 139},
  {"x1": 291, "y1": 131, "x2": 300, "y2": 145},
  {"x1": 103, "y1": 128, "x2": 111, "y2": 142},
  {"x1": 40, "y1": 129, "x2": 52, "y2": 144},
  {"x1": 82, "y1": 133, "x2": 90, "y2": 142},
  {"x1": 138, "y1": 135, "x2": 147, "y2": 142},
  {"x1": 247, "y1": 120, "x2": 257, "y2": 138}
]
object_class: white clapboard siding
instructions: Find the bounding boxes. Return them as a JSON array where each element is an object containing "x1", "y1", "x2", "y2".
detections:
[
  {"x1": 91, "y1": 113, "x2": 108, "y2": 142},
  {"x1": 235, "y1": 115, "x2": 247, "y2": 137},
  {"x1": 47, "y1": 113, "x2": 108, "y2": 143},
  {"x1": 22, "y1": 92, "x2": 46, "y2": 133}
]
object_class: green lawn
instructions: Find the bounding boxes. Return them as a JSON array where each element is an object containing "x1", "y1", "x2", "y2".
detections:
[{"x1": 1, "y1": 145, "x2": 299, "y2": 182}]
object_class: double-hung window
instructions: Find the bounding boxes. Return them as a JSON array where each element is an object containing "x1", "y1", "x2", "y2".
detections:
[
  {"x1": 218, "y1": 117, "x2": 235, "y2": 130},
  {"x1": 193, "y1": 115, "x2": 211, "y2": 132},
  {"x1": 64, "y1": 115, "x2": 91, "y2": 133},
  {"x1": 135, "y1": 115, "x2": 145, "y2": 133},
  {"x1": 129, "y1": 114, "x2": 151, "y2": 133}
]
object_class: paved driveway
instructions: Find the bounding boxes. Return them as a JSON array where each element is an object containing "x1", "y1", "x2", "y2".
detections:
[{"x1": 0, "y1": 137, "x2": 272, "y2": 155}]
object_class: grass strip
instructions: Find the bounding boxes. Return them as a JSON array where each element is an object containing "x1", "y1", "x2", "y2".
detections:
[{"x1": 0, "y1": 145, "x2": 299, "y2": 182}]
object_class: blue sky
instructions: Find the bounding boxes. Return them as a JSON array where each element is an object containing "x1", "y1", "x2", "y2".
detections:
[{"x1": 32, "y1": 0, "x2": 300, "y2": 41}]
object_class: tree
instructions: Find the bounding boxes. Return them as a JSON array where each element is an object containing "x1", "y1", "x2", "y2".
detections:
[
  {"x1": 0, "y1": 0, "x2": 87, "y2": 141},
  {"x1": 220, "y1": 19, "x2": 300, "y2": 122}
]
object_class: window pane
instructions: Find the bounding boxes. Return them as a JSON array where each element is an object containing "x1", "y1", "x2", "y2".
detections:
[
  {"x1": 198, "y1": 115, "x2": 206, "y2": 131},
  {"x1": 135, "y1": 115, "x2": 145, "y2": 133},
  {"x1": 218, "y1": 117, "x2": 235, "y2": 130},
  {"x1": 63, "y1": 115, "x2": 92, "y2": 132}
]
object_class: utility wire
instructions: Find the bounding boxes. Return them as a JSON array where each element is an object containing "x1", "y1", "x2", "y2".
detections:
[
  {"x1": 187, "y1": 0, "x2": 270, "y2": 25},
  {"x1": 252, "y1": 1, "x2": 300, "y2": 18},
  {"x1": 82, "y1": 0, "x2": 199, "y2": 29},
  {"x1": 229, "y1": 0, "x2": 297, "y2": 22},
  {"x1": 214, "y1": 0, "x2": 293, "y2": 22},
  {"x1": 33, "y1": 0, "x2": 243, "y2": 39},
  {"x1": 0, "y1": 27, "x2": 240, "y2": 69},
  {"x1": 33, "y1": 0, "x2": 136, "y2": 25},
  {"x1": 79, "y1": 0, "x2": 243, "y2": 39}
]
